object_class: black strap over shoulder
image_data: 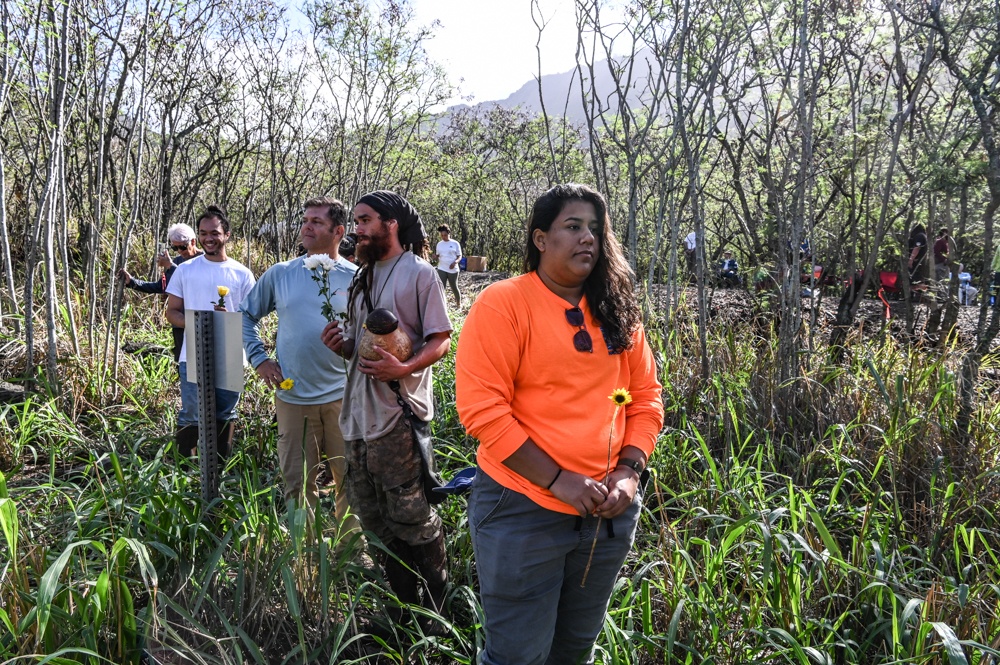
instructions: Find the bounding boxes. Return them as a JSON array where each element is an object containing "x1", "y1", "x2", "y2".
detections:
[
  {"x1": 388, "y1": 380, "x2": 446, "y2": 504},
  {"x1": 388, "y1": 380, "x2": 415, "y2": 418}
]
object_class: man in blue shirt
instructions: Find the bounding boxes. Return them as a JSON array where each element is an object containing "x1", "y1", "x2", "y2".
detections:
[
  {"x1": 719, "y1": 250, "x2": 740, "y2": 287},
  {"x1": 241, "y1": 197, "x2": 359, "y2": 533}
]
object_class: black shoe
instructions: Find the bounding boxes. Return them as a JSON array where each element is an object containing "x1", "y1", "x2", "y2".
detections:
[{"x1": 174, "y1": 425, "x2": 199, "y2": 459}]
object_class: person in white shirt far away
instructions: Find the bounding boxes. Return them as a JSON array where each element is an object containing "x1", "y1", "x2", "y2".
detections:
[
  {"x1": 683, "y1": 230, "x2": 697, "y2": 277},
  {"x1": 434, "y1": 224, "x2": 462, "y2": 308}
]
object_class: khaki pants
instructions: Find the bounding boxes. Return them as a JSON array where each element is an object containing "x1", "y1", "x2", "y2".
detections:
[{"x1": 275, "y1": 397, "x2": 359, "y2": 534}]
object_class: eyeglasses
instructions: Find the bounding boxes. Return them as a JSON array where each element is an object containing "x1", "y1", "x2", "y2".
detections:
[
  {"x1": 171, "y1": 244, "x2": 189, "y2": 251},
  {"x1": 565, "y1": 307, "x2": 593, "y2": 353}
]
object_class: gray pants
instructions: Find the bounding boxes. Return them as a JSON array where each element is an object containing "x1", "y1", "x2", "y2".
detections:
[
  {"x1": 469, "y1": 469, "x2": 641, "y2": 665},
  {"x1": 437, "y1": 268, "x2": 461, "y2": 307}
]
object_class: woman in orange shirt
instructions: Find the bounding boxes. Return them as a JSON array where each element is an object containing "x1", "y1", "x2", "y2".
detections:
[{"x1": 456, "y1": 184, "x2": 663, "y2": 665}]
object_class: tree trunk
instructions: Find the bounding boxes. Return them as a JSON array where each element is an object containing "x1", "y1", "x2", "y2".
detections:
[{"x1": 829, "y1": 18, "x2": 934, "y2": 358}]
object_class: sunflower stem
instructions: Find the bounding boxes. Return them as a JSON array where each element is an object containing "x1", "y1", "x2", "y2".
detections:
[{"x1": 581, "y1": 403, "x2": 623, "y2": 587}]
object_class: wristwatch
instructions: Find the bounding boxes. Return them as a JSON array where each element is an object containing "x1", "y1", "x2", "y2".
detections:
[{"x1": 616, "y1": 457, "x2": 644, "y2": 475}]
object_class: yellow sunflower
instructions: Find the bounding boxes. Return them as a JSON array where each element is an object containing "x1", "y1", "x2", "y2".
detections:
[
  {"x1": 279, "y1": 378, "x2": 295, "y2": 391},
  {"x1": 609, "y1": 388, "x2": 632, "y2": 407}
]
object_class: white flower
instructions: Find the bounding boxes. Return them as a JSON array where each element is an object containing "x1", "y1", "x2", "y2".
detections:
[
  {"x1": 305, "y1": 252, "x2": 341, "y2": 322},
  {"x1": 303, "y1": 253, "x2": 337, "y2": 272}
]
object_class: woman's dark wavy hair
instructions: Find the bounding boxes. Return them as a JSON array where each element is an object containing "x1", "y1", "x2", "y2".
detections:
[{"x1": 524, "y1": 184, "x2": 640, "y2": 353}]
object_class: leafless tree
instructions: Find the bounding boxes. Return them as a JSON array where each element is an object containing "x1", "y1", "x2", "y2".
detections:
[{"x1": 916, "y1": 0, "x2": 1000, "y2": 444}]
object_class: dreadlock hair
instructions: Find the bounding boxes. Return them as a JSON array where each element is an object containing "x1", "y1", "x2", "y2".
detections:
[
  {"x1": 412, "y1": 236, "x2": 430, "y2": 260},
  {"x1": 347, "y1": 251, "x2": 374, "y2": 326},
  {"x1": 524, "y1": 183, "x2": 640, "y2": 353}
]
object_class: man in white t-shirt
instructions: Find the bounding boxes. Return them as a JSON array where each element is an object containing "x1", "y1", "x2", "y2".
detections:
[
  {"x1": 434, "y1": 224, "x2": 462, "y2": 308},
  {"x1": 166, "y1": 205, "x2": 256, "y2": 461}
]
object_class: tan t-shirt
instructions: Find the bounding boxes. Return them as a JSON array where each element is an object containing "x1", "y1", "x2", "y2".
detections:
[{"x1": 340, "y1": 251, "x2": 452, "y2": 441}]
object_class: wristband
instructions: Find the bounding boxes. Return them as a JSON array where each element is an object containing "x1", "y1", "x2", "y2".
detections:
[{"x1": 546, "y1": 468, "x2": 562, "y2": 490}]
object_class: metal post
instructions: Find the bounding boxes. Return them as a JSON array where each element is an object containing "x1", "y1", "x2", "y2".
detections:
[{"x1": 194, "y1": 311, "x2": 219, "y2": 503}]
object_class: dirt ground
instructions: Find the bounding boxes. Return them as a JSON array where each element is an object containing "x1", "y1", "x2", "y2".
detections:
[{"x1": 455, "y1": 270, "x2": 1000, "y2": 351}]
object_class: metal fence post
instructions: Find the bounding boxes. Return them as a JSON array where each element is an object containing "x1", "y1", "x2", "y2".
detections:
[{"x1": 194, "y1": 310, "x2": 219, "y2": 503}]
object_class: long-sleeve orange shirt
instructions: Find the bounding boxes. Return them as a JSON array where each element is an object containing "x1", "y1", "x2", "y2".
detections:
[{"x1": 456, "y1": 271, "x2": 664, "y2": 514}]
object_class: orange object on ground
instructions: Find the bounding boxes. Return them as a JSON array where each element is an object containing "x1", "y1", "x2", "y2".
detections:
[{"x1": 877, "y1": 288, "x2": 891, "y2": 320}]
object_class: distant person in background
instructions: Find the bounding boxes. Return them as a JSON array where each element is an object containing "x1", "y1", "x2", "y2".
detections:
[
  {"x1": 434, "y1": 224, "x2": 462, "y2": 308},
  {"x1": 718, "y1": 250, "x2": 740, "y2": 287},
  {"x1": 907, "y1": 224, "x2": 929, "y2": 286},
  {"x1": 683, "y1": 230, "x2": 696, "y2": 276},
  {"x1": 166, "y1": 206, "x2": 256, "y2": 462},
  {"x1": 934, "y1": 228, "x2": 951, "y2": 281},
  {"x1": 118, "y1": 223, "x2": 202, "y2": 362},
  {"x1": 785, "y1": 238, "x2": 812, "y2": 263},
  {"x1": 957, "y1": 265, "x2": 977, "y2": 305},
  {"x1": 340, "y1": 232, "x2": 358, "y2": 264}
]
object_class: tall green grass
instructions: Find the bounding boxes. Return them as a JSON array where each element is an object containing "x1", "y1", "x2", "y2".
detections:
[{"x1": 1, "y1": 295, "x2": 999, "y2": 663}]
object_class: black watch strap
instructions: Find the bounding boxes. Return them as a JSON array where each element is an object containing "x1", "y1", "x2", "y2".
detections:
[{"x1": 616, "y1": 458, "x2": 644, "y2": 475}]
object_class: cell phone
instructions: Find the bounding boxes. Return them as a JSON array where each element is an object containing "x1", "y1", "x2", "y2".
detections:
[{"x1": 157, "y1": 243, "x2": 167, "y2": 255}]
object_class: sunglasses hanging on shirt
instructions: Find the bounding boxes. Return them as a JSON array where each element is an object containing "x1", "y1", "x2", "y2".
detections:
[{"x1": 565, "y1": 307, "x2": 593, "y2": 353}]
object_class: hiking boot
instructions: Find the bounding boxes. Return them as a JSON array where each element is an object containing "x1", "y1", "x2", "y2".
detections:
[{"x1": 174, "y1": 425, "x2": 199, "y2": 460}]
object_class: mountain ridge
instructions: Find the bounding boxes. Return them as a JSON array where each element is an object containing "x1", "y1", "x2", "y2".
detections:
[{"x1": 445, "y1": 52, "x2": 655, "y2": 124}]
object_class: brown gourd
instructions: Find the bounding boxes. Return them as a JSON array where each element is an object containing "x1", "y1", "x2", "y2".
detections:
[{"x1": 358, "y1": 308, "x2": 413, "y2": 362}]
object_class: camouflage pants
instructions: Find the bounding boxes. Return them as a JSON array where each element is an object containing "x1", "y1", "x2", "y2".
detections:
[{"x1": 345, "y1": 417, "x2": 442, "y2": 547}]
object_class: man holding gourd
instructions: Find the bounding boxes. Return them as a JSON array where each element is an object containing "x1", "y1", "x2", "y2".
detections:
[{"x1": 320, "y1": 190, "x2": 452, "y2": 631}]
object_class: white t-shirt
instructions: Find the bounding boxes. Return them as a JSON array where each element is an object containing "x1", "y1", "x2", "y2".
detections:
[
  {"x1": 166, "y1": 255, "x2": 256, "y2": 362},
  {"x1": 436, "y1": 239, "x2": 462, "y2": 273},
  {"x1": 684, "y1": 232, "x2": 696, "y2": 251}
]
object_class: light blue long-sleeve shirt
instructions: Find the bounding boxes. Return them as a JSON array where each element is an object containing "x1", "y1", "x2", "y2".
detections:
[{"x1": 241, "y1": 255, "x2": 357, "y2": 405}]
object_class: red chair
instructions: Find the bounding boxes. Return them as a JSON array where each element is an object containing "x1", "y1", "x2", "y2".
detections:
[
  {"x1": 879, "y1": 271, "x2": 900, "y2": 295},
  {"x1": 875, "y1": 271, "x2": 902, "y2": 319}
]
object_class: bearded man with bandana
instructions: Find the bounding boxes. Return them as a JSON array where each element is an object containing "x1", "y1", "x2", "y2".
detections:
[{"x1": 320, "y1": 191, "x2": 452, "y2": 629}]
